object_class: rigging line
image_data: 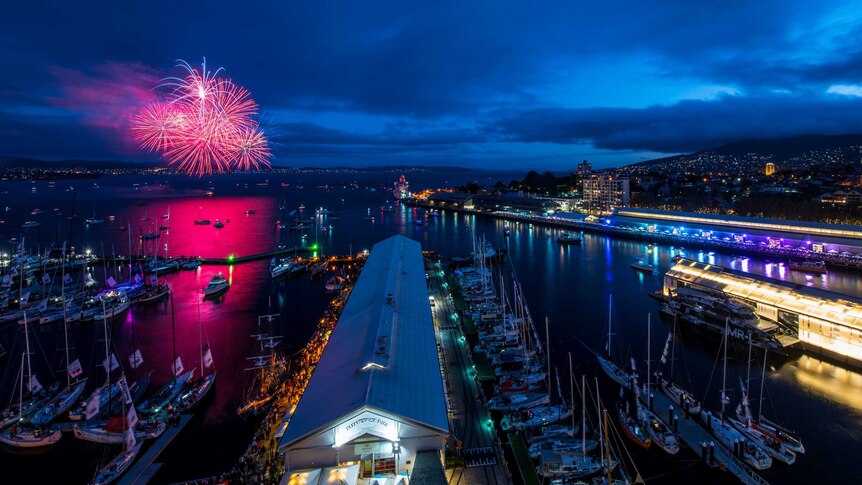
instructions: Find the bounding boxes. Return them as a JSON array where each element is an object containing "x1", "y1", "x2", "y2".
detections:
[
  {"x1": 701, "y1": 326, "x2": 727, "y2": 407},
  {"x1": 642, "y1": 460, "x2": 700, "y2": 481}
]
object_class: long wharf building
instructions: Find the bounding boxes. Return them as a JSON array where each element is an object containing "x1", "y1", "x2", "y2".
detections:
[
  {"x1": 664, "y1": 259, "x2": 862, "y2": 367},
  {"x1": 279, "y1": 235, "x2": 448, "y2": 481},
  {"x1": 612, "y1": 208, "x2": 862, "y2": 255}
]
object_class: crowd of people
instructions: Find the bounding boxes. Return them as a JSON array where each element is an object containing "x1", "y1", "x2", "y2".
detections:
[{"x1": 212, "y1": 264, "x2": 361, "y2": 484}]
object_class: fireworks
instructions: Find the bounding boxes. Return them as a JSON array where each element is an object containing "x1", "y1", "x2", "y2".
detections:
[{"x1": 131, "y1": 58, "x2": 271, "y2": 175}]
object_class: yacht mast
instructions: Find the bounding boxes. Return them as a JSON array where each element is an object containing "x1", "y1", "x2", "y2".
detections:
[
  {"x1": 606, "y1": 295, "x2": 613, "y2": 356},
  {"x1": 596, "y1": 377, "x2": 603, "y2": 457},
  {"x1": 581, "y1": 374, "x2": 586, "y2": 459},
  {"x1": 545, "y1": 317, "x2": 551, "y2": 394},
  {"x1": 61, "y1": 244, "x2": 70, "y2": 387},
  {"x1": 646, "y1": 313, "x2": 651, "y2": 396},
  {"x1": 569, "y1": 352, "x2": 575, "y2": 432},
  {"x1": 758, "y1": 347, "x2": 768, "y2": 422},
  {"x1": 21, "y1": 313, "x2": 31, "y2": 421},
  {"x1": 721, "y1": 318, "x2": 729, "y2": 418}
]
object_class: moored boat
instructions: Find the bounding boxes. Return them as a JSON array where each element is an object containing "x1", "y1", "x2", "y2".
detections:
[{"x1": 202, "y1": 273, "x2": 229, "y2": 296}]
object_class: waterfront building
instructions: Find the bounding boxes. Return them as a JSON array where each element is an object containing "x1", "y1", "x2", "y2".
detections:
[
  {"x1": 583, "y1": 175, "x2": 630, "y2": 214},
  {"x1": 765, "y1": 162, "x2": 776, "y2": 176},
  {"x1": 611, "y1": 207, "x2": 862, "y2": 255},
  {"x1": 814, "y1": 190, "x2": 862, "y2": 206},
  {"x1": 663, "y1": 259, "x2": 862, "y2": 368},
  {"x1": 425, "y1": 191, "x2": 472, "y2": 208},
  {"x1": 577, "y1": 160, "x2": 592, "y2": 177},
  {"x1": 279, "y1": 235, "x2": 448, "y2": 480}
]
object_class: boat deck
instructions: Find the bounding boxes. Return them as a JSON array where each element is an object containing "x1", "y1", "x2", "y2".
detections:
[
  {"x1": 648, "y1": 390, "x2": 769, "y2": 485},
  {"x1": 118, "y1": 414, "x2": 192, "y2": 485}
]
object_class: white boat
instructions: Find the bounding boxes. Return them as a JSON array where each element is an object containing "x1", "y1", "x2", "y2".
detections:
[
  {"x1": 642, "y1": 403, "x2": 679, "y2": 454},
  {"x1": 270, "y1": 259, "x2": 292, "y2": 279},
  {"x1": 536, "y1": 451, "x2": 607, "y2": 480},
  {"x1": 74, "y1": 419, "x2": 165, "y2": 444},
  {"x1": 31, "y1": 379, "x2": 87, "y2": 425},
  {"x1": 175, "y1": 301, "x2": 216, "y2": 412},
  {"x1": 0, "y1": 317, "x2": 62, "y2": 449},
  {"x1": 706, "y1": 320, "x2": 772, "y2": 470},
  {"x1": 488, "y1": 392, "x2": 550, "y2": 411},
  {"x1": 22, "y1": 221, "x2": 42, "y2": 228},
  {"x1": 91, "y1": 440, "x2": 143, "y2": 485},
  {"x1": 202, "y1": 273, "x2": 229, "y2": 296},
  {"x1": 137, "y1": 369, "x2": 194, "y2": 415},
  {"x1": 630, "y1": 258, "x2": 655, "y2": 272},
  {"x1": 68, "y1": 382, "x2": 120, "y2": 421},
  {"x1": 528, "y1": 437, "x2": 598, "y2": 459},
  {"x1": 557, "y1": 232, "x2": 583, "y2": 244},
  {"x1": 502, "y1": 403, "x2": 571, "y2": 431},
  {"x1": 0, "y1": 426, "x2": 61, "y2": 448},
  {"x1": 181, "y1": 259, "x2": 201, "y2": 270},
  {"x1": 730, "y1": 418, "x2": 796, "y2": 465},
  {"x1": 134, "y1": 284, "x2": 170, "y2": 304},
  {"x1": 93, "y1": 299, "x2": 130, "y2": 321},
  {"x1": 706, "y1": 412, "x2": 772, "y2": 470}
]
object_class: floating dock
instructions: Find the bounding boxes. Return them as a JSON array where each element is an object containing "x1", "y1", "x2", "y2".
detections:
[
  {"x1": 118, "y1": 414, "x2": 192, "y2": 485},
  {"x1": 648, "y1": 391, "x2": 769, "y2": 485}
]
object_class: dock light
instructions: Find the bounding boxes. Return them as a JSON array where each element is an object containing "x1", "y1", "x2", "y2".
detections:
[
  {"x1": 310, "y1": 243, "x2": 319, "y2": 250},
  {"x1": 227, "y1": 254, "x2": 235, "y2": 263}
]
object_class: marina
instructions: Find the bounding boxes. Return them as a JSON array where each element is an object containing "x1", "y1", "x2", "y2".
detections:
[{"x1": 0, "y1": 173, "x2": 860, "y2": 484}]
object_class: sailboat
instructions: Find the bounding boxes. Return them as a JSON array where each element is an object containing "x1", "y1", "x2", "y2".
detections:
[
  {"x1": 537, "y1": 374, "x2": 605, "y2": 480},
  {"x1": 194, "y1": 207, "x2": 211, "y2": 225},
  {"x1": 729, "y1": 339, "x2": 797, "y2": 465},
  {"x1": 638, "y1": 314, "x2": 679, "y2": 454},
  {"x1": 90, "y1": 391, "x2": 143, "y2": 485},
  {"x1": 734, "y1": 345, "x2": 805, "y2": 455},
  {"x1": 85, "y1": 204, "x2": 104, "y2": 225},
  {"x1": 617, "y1": 378, "x2": 650, "y2": 449},
  {"x1": 137, "y1": 295, "x2": 195, "y2": 416},
  {"x1": 597, "y1": 296, "x2": 630, "y2": 388},
  {"x1": 175, "y1": 295, "x2": 216, "y2": 411},
  {"x1": 703, "y1": 319, "x2": 772, "y2": 470},
  {"x1": 238, "y1": 312, "x2": 286, "y2": 416},
  {"x1": 30, "y1": 248, "x2": 88, "y2": 424},
  {"x1": 528, "y1": 354, "x2": 594, "y2": 457},
  {"x1": 0, "y1": 315, "x2": 62, "y2": 448},
  {"x1": 657, "y1": 315, "x2": 701, "y2": 416},
  {"x1": 32, "y1": 267, "x2": 88, "y2": 425}
]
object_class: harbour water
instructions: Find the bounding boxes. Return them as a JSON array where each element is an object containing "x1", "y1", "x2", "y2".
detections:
[{"x1": 1, "y1": 171, "x2": 861, "y2": 483}]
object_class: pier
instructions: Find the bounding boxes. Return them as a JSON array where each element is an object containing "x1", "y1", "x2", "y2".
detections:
[
  {"x1": 428, "y1": 260, "x2": 511, "y2": 484},
  {"x1": 409, "y1": 200, "x2": 862, "y2": 271},
  {"x1": 647, "y1": 391, "x2": 768, "y2": 485},
  {"x1": 118, "y1": 414, "x2": 192, "y2": 485}
]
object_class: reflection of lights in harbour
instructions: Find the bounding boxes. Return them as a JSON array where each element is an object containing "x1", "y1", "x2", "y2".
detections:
[{"x1": 791, "y1": 355, "x2": 862, "y2": 411}]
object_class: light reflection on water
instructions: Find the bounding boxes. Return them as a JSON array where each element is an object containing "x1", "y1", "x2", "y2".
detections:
[{"x1": 1, "y1": 173, "x2": 862, "y2": 483}]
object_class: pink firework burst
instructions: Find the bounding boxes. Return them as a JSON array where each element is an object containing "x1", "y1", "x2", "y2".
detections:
[{"x1": 131, "y1": 58, "x2": 271, "y2": 176}]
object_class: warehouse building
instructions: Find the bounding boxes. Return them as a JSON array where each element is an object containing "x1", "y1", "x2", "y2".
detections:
[
  {"x1": 279, "y1": 235, "x2": 449, "y2": 483},
  {"x1": 664, "y1": 259, "x2": 862, "y2": 368}
]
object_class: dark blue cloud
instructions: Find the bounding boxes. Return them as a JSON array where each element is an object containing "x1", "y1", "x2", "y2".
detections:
[
  {"x1": 490, "y1": 93, "x2": 862, "y2": 153},
  {"x1": 2, "y1": 1, "x2": 862, "y2": 168}
]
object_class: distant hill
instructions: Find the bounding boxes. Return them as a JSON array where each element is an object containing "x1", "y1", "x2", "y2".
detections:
[{"x1": 623, "y1": 133, "x2": 862, "y2": 175}]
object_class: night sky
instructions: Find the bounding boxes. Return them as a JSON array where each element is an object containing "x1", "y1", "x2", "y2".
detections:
[{"x1": 3, "y1": 1, "x2": 862, "y2": 169}]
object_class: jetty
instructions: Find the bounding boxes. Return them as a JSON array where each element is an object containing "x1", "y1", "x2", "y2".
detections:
[
  {"x1": 648, "y1": 391, "x2": 769, "y2": 485},
  {"x1": 118, "y1": 414, "x2": 192, "y2": 485}
]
